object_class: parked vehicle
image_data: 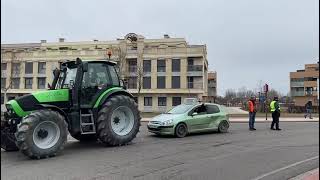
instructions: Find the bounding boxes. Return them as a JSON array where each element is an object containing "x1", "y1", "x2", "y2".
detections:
[{"x1": 147, "y1": 98, "x2": 229, "y2": 137}]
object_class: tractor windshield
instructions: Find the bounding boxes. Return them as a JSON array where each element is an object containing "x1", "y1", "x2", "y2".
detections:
[{"x1": 56, "y1": 67, "x2": 77, "y2": 89}]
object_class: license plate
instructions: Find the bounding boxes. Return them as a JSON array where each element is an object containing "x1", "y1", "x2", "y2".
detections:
[{"x1": 148, "y1": 124, "x2": 158, "y2": 128}]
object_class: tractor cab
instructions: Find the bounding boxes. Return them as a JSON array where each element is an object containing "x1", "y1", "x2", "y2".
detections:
[{"x1": 51, "y1": 58, "x2": 121, "y2": 107}]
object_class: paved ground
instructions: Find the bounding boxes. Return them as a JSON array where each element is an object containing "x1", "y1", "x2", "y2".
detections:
[
  {"x1": 1, "y1": 122, "x2": 319, "y2": 180},
  {"x1": 141, "y1": 117, "x2": 320, "y2": 122}
]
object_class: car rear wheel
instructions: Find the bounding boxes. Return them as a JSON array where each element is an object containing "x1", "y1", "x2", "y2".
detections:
[{"x1": 175, "y1": 123, "x2": 188, "y2": 138}]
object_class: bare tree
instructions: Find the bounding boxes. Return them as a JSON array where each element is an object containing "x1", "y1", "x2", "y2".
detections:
[
  {"x1": 109, "y1": 46, "x2": 127, "y2": 79},
  {"x1": 136, "y1": 49, "x2": 145, "y2": 95},
  {"x1": 1, "y1": 51, "x2": 22, "y2": 104}
]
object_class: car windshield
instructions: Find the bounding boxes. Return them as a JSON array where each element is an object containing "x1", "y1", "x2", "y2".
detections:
[
  {"x1": 167, "y1": 104, "x2": 194, "y2": 114},
  {"x1": 56, "y1": 67, "x2": 77, "y2": 89}
]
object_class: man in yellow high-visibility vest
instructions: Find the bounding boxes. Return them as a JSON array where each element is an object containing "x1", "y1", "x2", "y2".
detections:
[{"x1": 270, "y1": 96, "x2": 281, "y2": 130}]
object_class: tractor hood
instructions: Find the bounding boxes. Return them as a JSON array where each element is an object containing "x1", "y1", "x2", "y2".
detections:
[{"x1": 6, "y1": 89, "x2": 69, "y2": 117}]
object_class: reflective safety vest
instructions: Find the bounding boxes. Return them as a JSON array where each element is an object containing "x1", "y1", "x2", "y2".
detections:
[{"x1": 270, "y1": 101, "x2": 280, "y2": 112}]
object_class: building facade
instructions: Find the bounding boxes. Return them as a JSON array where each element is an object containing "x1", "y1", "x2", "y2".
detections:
[
  {"x1": 290, "y1": 63, "x2": 319, "y2": 108},
  {"x1": 203, "y1": 71, "x2": 217, "y2": 102},
  {"x1": 1, "y1": 34, "x2": 212, "y2": 112}
]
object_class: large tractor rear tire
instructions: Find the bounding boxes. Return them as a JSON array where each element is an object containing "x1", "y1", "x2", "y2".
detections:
[
  {"x1": 15, "y1": 110, "x2": 68, "y2": 159},
  {"x1": 97, "y1": 95, "x2": 140, "y2": 146}
]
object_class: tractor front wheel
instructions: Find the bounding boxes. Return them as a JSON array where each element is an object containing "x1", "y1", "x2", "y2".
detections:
[
  {"x1": 15, "y1": 110, "x2": 67, "y2": 159},
  {"x1": 97, "y1": 95, "x2": 140, "y2": 146}
]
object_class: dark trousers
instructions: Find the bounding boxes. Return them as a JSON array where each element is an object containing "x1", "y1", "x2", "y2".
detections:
[
  {"x1": 249, "y1": 112, "x2": 256, "y2": 129},
  {"x1": 271, "y1": 111, "x2": 280, "y2": 129}
]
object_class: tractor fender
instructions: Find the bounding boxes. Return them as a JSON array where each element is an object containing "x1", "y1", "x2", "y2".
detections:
[
  {"x1": 37, "y1": 104, "x2": 69, "y2": 123},
  {"x1": 95, "y1": 88, "x2": 134, "y2": 109}
]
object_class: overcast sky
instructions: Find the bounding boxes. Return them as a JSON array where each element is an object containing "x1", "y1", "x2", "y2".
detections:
[{"x1": 1, "y1": 0, "x2": 319, "y2": 96}]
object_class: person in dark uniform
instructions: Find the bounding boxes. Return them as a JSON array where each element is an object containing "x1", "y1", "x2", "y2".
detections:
[{"x1": 270, "y1": 96, "x2": 281, "y2": 130}]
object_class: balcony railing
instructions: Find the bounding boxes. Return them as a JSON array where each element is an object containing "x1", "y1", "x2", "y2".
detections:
[
  {"x1": 291, "y1": 81, "x2": 304, "y2": 87},
  {"x1": 291, "y1": 91, "x2": 304, "y2": 96},
  {"x1": 187, "y1": 65, "x2": 203, "y2": 72},
  {"x1": 1, "y1": 70, "x2": 7, "y2": 77},
  {"x1": 187, "y1": 82, "x2": 203, "y2": 89},
  {"x1": 208, "y1": 82, "x2": 216, "y2": 88}
]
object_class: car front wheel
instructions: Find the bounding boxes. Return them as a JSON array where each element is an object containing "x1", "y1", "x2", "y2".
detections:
[{"x1": 175, "y1": 123, "x2": 188, "y2": 138}]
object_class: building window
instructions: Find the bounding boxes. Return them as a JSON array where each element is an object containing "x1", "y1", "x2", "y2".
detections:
[
  {"x1": 158, "y1": 97, "x2": 167, "y2": 106},
  {"x1": 12, "y1": 78, "x2": 20, "y2": 89},
  {"x1": 1, "y1": 94, "x2": 4, "y2": 104},
  {"x1": 12, "y1": 63, "x2": 21, "y2": 76},
  {"x1": 172, "y1": 97, "x2": 181, "y2": 106},
  {"x1": 1, "y1": 63, "x2": 7, "y2": 72},
  {"x1": 144, "y1": 97, "x2": 152, "y2": 106},
  {"x1": 172, "y1": 59, "x2": 180, "y2": 72},
  {"x1": 143, "y1": 77, "x2": 151, "y2": 89},
  {"x1": 157, "y1": 76, "x2": 166, "y2": 89},
  {"x1": 143, "y1": 60, "x2": 151, "y2": 73},
  {"x1": 1, "y1": 78, "x2": 6, "y2": 89},
  {"x1": 304, "y1": 77, "x2": 317, "y2": 81},
  {"x1": 25, "y1": 78, "x2": 33, "y2": 89},
  {"x1": 25, "y1": 62, "x2": 33, "y2": 74},
  {"x1": 172, "y1": 76, "x2": 180, "y2": 88},
  {"x1": 128, "y1": 59, "x2": 137, "y2": 73},
  {"x1": 1, "y1": 63, "x2": 6, "y2": 70},
  {"x1": 128, "y1": 77, "x2": 137, "y2": 89},
  {"x1": 37, "y1": 77, "x2": 46, "y2": 89},
  {"x1": 187, "y1": 58, "x2": 194, "y2": 65},
  {"x1": 133, "y1": 97, "x2": 138, "y2": 104},
  {"x1": 187, "y1": 77, "x2": 194, "y2": 88},
  {"x1": 157, "y1": 59, "x2": 166, "y2": 72},
  {"x1": 38, "y1": 62, "x2": 46, "y2": 74}
]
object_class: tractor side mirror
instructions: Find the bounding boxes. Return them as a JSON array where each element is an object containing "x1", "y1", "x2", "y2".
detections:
[
  {"x1": 82, "y1": 62, "x2": 88, "y2": 72},
  {"x1": 120, "y1": 79, "x2": 127, "y2": 90}
]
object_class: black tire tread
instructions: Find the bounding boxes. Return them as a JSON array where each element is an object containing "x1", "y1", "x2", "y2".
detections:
[
  {"x1": 97, "y1": 95, "x2": 141, "y2": 146},
  {"x1": 15, "y1": 109, "x2": 68, "y2": 159}
]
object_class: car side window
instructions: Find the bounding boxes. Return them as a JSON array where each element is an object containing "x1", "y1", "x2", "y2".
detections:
[
  {"x1": 191, "y1": 104, "x2": 207, "y2": 115},
  {"x1": 206, "y1": 105, "x2": 220, "y2": 114}
]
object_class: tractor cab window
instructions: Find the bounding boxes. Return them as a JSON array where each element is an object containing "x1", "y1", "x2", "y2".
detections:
[
  {"x1": 82, "y1": 64, "x2": 110, "y2": 88},
  {"x1": 56, "y1": 67, "x2": 77, "y2": 89},
  {"x1": 81, "y1": 62, "x2": 119, "y2": 105}
]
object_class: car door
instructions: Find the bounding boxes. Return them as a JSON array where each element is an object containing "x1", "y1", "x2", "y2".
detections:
[
  {"x1": 206, "y1": 104, "x2": 222, "y2": 129},
  {"x1": 186, "y1": 104, "x2": 211, "y2": 132}
]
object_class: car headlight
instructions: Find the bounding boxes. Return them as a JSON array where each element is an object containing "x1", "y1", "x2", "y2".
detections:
[{"x1": 161, "y1": 119, "x2": 173, "y2": 126}]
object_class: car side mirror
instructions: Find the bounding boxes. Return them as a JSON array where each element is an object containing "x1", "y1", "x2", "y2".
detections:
[
  {"x1": 82, "y1": 62, "x2": 88, "y2": 72},
  {"x1": 191, "y1": 112, "x2": 198, "y2": 116}
]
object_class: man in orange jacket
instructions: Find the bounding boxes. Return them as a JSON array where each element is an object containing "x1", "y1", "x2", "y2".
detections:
[{"x1": 248, "y1": 96, "x2": 257, "y2": 130}]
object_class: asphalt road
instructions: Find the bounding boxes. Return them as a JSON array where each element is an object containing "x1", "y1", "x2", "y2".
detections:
[{"x1": 1, "y1": 122, "x2": 319, "y2": 180}]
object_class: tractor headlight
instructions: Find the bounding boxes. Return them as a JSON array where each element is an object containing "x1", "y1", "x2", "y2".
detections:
[{"x1": 161, "y1": 119, "x2": 174, "y2": 126}]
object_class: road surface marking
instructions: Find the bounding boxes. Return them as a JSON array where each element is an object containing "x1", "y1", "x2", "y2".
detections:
[{"x1": 252, "y1": 156, "x2": 319, "y2": 180}]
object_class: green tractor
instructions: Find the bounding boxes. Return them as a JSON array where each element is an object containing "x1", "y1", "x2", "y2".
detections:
[{"x1": 1, "y1": 58, "x2": 141, "y2": 159}]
